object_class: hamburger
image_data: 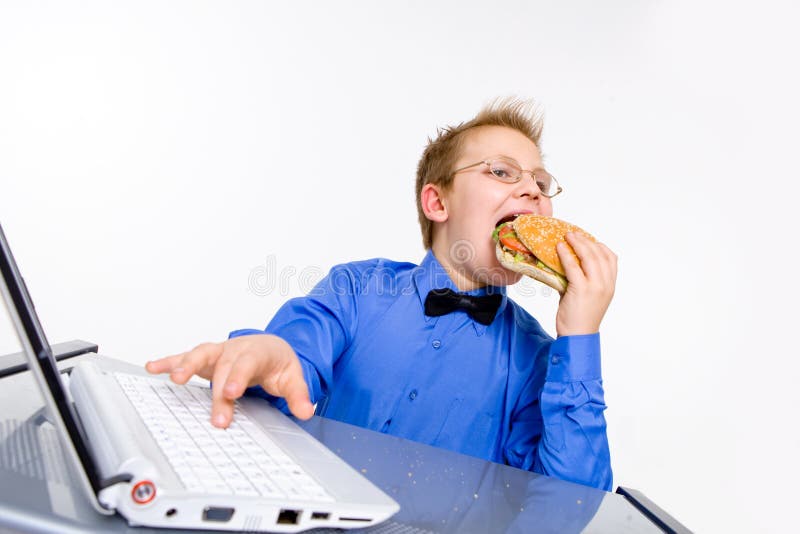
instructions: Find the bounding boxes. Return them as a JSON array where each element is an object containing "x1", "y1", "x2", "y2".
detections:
[{"x1": 493, "y1": 214, "x2": 595, "y2": 294}]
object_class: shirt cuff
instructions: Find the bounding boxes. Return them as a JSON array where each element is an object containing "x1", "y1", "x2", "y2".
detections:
[
  {"x1": 546, "y1": 333, "x2": 602, "y2": 382},
  {"x1": 229, "y1": 328, "x2": 266, "y2": 338}
]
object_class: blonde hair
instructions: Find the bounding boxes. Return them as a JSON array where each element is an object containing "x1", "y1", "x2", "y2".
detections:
[{"x1": 415, "y1": 97, "x2": 544, "y2": 249}]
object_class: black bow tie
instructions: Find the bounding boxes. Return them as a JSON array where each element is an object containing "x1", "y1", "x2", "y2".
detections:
[{"x1": 424, "y1": 288, "x2": 503, "y2": 326}]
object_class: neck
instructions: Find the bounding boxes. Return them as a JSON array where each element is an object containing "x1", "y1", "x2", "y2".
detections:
[{"x1": 430, "y1": 243, "x2": 484, "y2": 292}]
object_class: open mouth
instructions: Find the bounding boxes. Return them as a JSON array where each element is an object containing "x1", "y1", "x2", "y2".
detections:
[{"x1": 495, "y1": 213, "x2": 528, "y2": 227}]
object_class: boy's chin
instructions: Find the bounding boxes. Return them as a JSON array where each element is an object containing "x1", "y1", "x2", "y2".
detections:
[
  {"x1": 473, "y1": 265, "x2": 522, "y2": 287},
  {"x1": 495, "y1": 269, "x2": 523, "y2": 287},
  {"x1": 502, "y1": 270, "x2": 524, "y2": 286}
]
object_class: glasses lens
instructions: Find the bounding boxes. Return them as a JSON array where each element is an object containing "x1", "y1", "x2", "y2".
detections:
[
  {"x1": 534, "y1": 171, "x2": 554, "y2": 195},
  {"x1": 488, "y1": 159, "x2": 521, "y2": 183}
]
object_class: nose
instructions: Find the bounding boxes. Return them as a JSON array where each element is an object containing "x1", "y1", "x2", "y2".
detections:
[{"x1": 512, "y1": 172, "x2": 543, "y2": 200}]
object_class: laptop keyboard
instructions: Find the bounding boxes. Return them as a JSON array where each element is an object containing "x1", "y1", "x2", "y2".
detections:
[{"x1": 114, "y1": 372, "x2": 334, "y2": 502}]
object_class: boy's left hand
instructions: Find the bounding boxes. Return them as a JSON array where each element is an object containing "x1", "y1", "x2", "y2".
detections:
[{"x1": 555, "y1": 232, "x2": 618, "y2": 337}]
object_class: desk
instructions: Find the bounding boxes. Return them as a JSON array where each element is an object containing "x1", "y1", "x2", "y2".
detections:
[{"x1": 0, "y1": 352, "x2": 688, "y2": 533}]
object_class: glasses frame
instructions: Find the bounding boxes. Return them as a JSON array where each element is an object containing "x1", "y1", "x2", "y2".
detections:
[{"x1": 451, "y1": 156, "x2": 564, "y2": 198}]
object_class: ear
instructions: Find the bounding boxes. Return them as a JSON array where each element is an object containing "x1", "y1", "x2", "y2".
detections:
[{"x1": 420, "y1": 183, "x2": 449, "y2": 223}]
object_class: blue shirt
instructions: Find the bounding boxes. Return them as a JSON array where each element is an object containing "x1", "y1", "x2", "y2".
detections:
[{"x1": 231, "y1": 251, "x2": 612, "y2": 491}]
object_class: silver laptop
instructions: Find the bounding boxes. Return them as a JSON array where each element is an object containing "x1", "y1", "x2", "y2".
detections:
[{"x1": 0, "y1": 223, "x2": 399, "y2": 532}]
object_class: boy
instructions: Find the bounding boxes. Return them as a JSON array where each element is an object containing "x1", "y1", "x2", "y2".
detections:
[{"x1": 147, "y1": 99, "x2": 617, "y2": 491}]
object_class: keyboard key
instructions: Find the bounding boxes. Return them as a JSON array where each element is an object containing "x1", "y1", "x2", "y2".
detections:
[
  {"x1": 254, "y1": 480, "x2": 285, "y2": 499},
  {"x1": 231, "y1": 481, "x2": 258, "y2": 496}
]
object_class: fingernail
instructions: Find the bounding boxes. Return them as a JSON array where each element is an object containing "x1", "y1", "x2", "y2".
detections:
[
  {"x1": 172, "y1": 367, "x2": 184, "y2": 374},
  {"x1": 213, "y1": 413, "x2": 226, "y2": 426},
  {"x1": 224, "y1": 382, "x2": 239, "y2": 395}
]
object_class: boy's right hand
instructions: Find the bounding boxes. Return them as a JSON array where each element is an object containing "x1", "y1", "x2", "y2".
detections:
[{"x1": 145, "y1": 334, "x2": 314, "y2": 429}]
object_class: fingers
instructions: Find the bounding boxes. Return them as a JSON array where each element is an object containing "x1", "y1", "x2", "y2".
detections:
[
  {"x1": 221, "y1": 352, "x2": 260, "y2": 400},
  {"x1": 175, "y1": 343, "x2": 223, "y2": 385},
  {"x1": 210, "y1": 350, "x2": 262, "y2": 428},
  {"x1": 274, "y1": 361, "x2": 314, "y2": 420},
  {"x1": 210, "y1": 336, "x2": 312, "y2": 427},
  {"x1": 210, "y1": 350, "x2": 238, "y2": 428},
  {"x1": 564, "y1": 233, "x2": 602, "y2": 279},
  {"x1": 557, "y1": 236, "x2": 586, "y2": 284},
  {"x1": 145, "y1": 353, "x2": 185, "y2": 375},
  {"x1": 555, "y1": 234, "x2": 618, "y2": 336},
  {"x1": 595, "y1": 242, "x2": 618, "y2": 295},
  {"x1": 146, "y1": 335, "x2": 314, "y2": 428},
  {"x1": 596, "y1": 242, "x2": 618, "y2": 274},
  {"x1": 561, "y1": 233, "x2": 617, "y2": 286},
  {"x1": 146, "y1": 342, "x2": 223, "y2": 384},
  {"x1": 146, "y1": 342, "x2": 235, "y2": 428}
]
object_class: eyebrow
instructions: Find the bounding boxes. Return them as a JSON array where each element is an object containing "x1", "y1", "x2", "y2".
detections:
[{"x1": 494, "y1": 154, "x2": 547, "y2": 172}]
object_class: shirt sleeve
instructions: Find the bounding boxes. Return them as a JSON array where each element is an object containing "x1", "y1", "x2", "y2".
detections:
[
  {"x1": 230, "y1": 264, "x2": 361, "y2": 412},
  {"x1": 504, "y1": 333, "x2": 613, "y2": 491}
]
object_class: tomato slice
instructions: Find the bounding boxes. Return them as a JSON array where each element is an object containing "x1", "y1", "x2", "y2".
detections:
[{"x1": 497, "y1": 223, "x2": 533, "y2": 255}]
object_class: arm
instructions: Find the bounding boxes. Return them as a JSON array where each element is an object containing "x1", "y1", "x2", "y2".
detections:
[
  {"x1": 145, "y1": 263, "x2": 360, "y2": 427},
  {"x1": 504, "y1": 334, "x2": 612, "y2": 491},
  {"x1": 504, "y1": 231, "x2": 617, "y2": 489}
]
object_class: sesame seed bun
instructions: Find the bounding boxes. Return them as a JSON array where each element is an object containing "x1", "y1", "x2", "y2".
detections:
[
  {"x1": 495, "y1": 215, "x2": 595, "y2": 294},
  {"x1": 512, "y1": 215, "x2": 595, "y2": 276}
]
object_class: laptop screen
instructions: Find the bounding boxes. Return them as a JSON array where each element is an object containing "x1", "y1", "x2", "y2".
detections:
[
  {"x1": 0, "y1": 290, "x2": 17, "y2": 358},
  {"x1": 0, "y1": 223, "x2": 104, "y2": 493}
]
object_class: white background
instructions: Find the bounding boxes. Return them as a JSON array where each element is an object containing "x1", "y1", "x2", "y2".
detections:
[{"x1": 2, "y1": 1, "x2": 799, "y2": 532}]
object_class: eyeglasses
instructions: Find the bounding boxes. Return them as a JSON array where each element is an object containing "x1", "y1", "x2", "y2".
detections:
[{"x1": 452, "y1": 156, "x2": 563, "y2": 198}]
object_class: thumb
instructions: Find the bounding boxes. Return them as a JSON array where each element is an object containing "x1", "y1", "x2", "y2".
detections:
[
  {"x1": 264, "y1": 357, "x2": 314, "y2": 420},
  {"x1": 282, "y1": 377, "x2": 315, "y2": 420}
]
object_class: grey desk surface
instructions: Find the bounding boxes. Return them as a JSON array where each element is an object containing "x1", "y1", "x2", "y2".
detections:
[{"x1": 0, "y1": 354, "x2": 668, "y2": 534}]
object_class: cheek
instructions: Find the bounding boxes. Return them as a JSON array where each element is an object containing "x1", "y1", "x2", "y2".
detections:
[
  {"x1": 452, "y1": 190, "x2": 497, "y2": 229},
  {"x1": 541, "y1": 199, "x2": 554, "y2": 217}
]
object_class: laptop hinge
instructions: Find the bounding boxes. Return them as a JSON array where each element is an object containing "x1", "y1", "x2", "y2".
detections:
[{"x1": 98, "y1": 472, "x2": 134, "y2": 491}]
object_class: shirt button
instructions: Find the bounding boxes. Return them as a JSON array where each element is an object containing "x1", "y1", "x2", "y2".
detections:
[
  {"x1": 408, "y1": 389, "x2": 418, "y2": 400},
  {"x1": 432, "y1": 340, "x2": 442, "y2": 349},
  {"x1": 551, "y1": 355, "x2": 560, "y2": 365}
]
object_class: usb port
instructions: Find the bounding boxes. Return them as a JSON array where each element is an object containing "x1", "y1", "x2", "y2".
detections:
[{"x1": 311, "y1": 512, "x2": 330, "y2": 520}]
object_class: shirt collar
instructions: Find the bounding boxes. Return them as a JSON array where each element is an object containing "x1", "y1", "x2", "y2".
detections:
[{"x1": 412, "y1": 250, "x2": 508, "y2": 335}]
